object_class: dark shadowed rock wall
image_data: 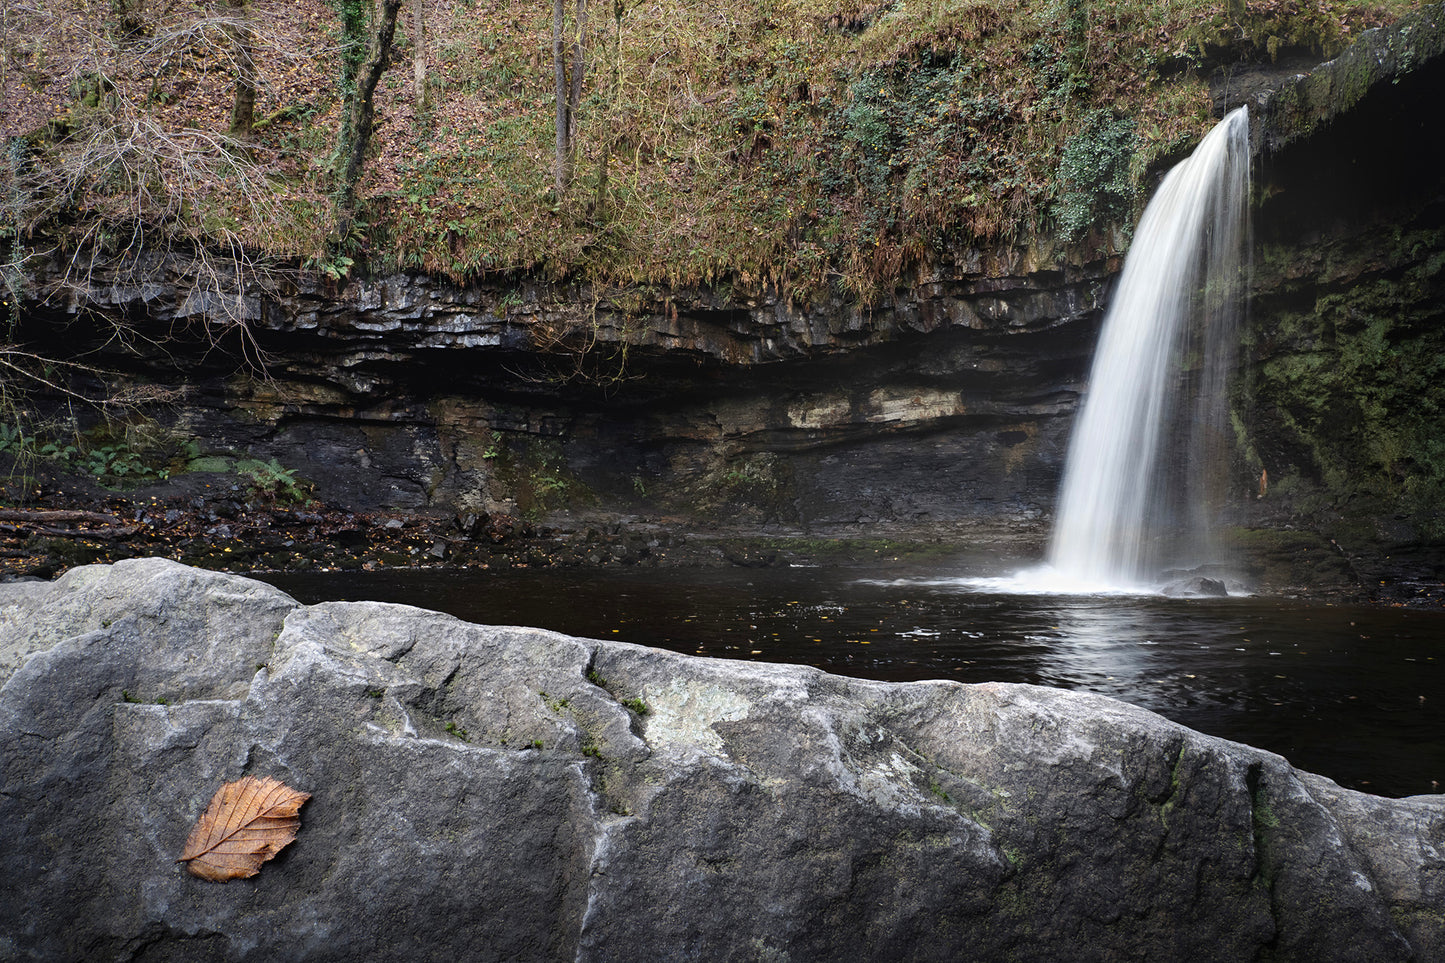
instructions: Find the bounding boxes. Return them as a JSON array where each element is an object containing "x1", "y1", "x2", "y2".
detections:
[
  {"x1": 1239, "y1": 4, "x2": 1445, "y2": 560},
  {"x1": 23, "y1": 246, "x2": 1116, "y2": 539}
]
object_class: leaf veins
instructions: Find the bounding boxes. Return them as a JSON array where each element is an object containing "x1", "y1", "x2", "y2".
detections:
[{"x1": 178, "y1": 775, "x2": 311, "y2": 882}]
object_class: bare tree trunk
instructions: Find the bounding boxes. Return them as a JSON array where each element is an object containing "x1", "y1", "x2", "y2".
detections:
[
  {"x1": 568, "y1": 0, "x2": 586, "y2": 143},
  {"x1": 410, "y1": 0, "x2": 428, "y2": 111},
  {"x1": 553, "y1": 0, "x2": 587, "y2": 198},
  {"x1": 227, "y1": 0, "x2": 258, "y2": 138},
  {"x1": 553, "y1": 0, "x2": 569, "y2": 198},
  {"x1": 336, "y1": 0, "x2": 369, "y2": 95},
  {"x1": 336, "y1": 0, "x2": 402, "y2": 238},
  {"x1": 593, "y1": 138, "x2": 609, "y2": 219},
  {"x1": 593, "y1": 0, "x2": 622, "y2": 221}
]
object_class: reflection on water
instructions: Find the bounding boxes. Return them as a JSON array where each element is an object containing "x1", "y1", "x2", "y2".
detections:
[{"x1": 261, "y1": 565, "x2": 1445, "y2": 799}]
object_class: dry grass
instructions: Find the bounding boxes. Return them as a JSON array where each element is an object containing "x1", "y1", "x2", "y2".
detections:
[{"x1": 1, "y1": 0, "x2": 1429, "y2": 304}]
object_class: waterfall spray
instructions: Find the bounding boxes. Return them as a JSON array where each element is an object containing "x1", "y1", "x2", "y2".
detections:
[{"x1": 1047, "y1": 106, "x2": 1252, "y2": 590}]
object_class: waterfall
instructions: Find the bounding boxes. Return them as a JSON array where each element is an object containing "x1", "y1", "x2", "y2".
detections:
[{"x1": 1047, "y1": 107, "x2": 1252, "y2": 589}]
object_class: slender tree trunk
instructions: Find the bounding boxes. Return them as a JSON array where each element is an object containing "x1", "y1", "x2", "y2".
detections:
[
  {"x1": 227, "y1": 0, "x2": 258, "y2": 138},
  {"x1": 553, "y1": 0, "x2": 569, "y2": 197},
  {"x1": 568, "y1": 0, "x2": 586, "y2": 142},
  {"x1": 593, "y1": 0, "x2": 622, "y2": 220},
  {"x1": 337, "y1": 0, "x2": 402, "y2": 238},
  {"x1": 593, "y1": 138, "x2": 609, "y2": 219},
  {"x1": 554, "y1": 0, "x2": 587, "y2": 198},
  {"x1": 337, "y1": 0, "x2": 369, "y2": 95},
  {"x1": 410, "y1": 0, "x2": 428, "y2": 111}
]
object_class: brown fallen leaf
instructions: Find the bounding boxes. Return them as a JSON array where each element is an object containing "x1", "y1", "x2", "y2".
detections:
[{"x1": 179, "y1": 775, "x2": 311, "y2": 882}]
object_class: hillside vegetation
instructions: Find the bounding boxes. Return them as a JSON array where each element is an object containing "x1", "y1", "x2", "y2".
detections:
[{"x1": 1, "y1": 0, "x2": 1426, "y2": 308}]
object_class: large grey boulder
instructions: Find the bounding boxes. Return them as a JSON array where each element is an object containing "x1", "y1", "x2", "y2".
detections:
[{"x1": 1, "y1": 558, "x2": 1441, "y2": 962}]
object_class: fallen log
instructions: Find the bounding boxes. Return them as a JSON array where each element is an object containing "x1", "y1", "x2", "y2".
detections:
[
  {"x1": 0, "y1": 522, "x2": 140, "y2": 539},
  {"x1": 0, "y1": 509, "x2": 130, "y2": 526}
]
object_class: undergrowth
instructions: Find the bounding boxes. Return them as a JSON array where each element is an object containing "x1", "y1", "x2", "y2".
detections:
[{"x1": 2, "y1": 0, "x2": 1427, "y2": 305}]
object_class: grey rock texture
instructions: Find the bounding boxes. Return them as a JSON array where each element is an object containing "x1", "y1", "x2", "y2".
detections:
[
  {"x1": 2, "y1": 558, "x2": 1442, "y2": 962},
  {"x1": 1253, "y1": 2, "x2": 1445, "y2": 152}
]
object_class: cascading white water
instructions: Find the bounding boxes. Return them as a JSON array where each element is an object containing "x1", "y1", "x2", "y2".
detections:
[{"x1": 1047, "y1": 106, "x2": 1252, "y2": 590}]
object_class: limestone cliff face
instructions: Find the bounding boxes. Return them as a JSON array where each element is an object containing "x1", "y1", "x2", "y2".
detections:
[
  {"x1": 26, "y1": 242, "x2": 1116, "y2": 534},
  {"x1": 2, "y1": 559, "x2": 1442, "y2": 961},
  {"x1": 17, "y1": 6, "x2": 1445, "y2": 548}
]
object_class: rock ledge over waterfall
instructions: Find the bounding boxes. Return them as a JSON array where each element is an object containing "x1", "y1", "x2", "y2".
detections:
[
  {"x1": 1253, "y1": 2, "x2": 1445, "y2": 151},
  {"x1": 2, "y1": 559, "x2": 1441, "y2": 961}
]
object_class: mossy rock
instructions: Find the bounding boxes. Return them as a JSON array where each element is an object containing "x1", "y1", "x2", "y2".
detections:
[{"x1": 1259, "y1": 5, "x2": 1445, "y2": 151}]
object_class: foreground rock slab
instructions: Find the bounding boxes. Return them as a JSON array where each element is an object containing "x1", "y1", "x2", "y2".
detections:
[{"x1": 1, "y1": 559, "x2": 1441, "y2": 962}]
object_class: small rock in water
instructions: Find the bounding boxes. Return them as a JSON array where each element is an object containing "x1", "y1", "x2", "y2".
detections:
[{"x1": 1161, "y1": 575, "x2": 1230, "y2": 598}]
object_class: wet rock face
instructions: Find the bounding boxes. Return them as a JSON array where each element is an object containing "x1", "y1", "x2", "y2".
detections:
[
  {"x1": 2, "y1": 559, "x2": 1443, "y2": 962},
  {"x1": 24, "y1": 247, "x2": 1112, "y2": 528},
  {"x1": 1250, "y1": 4, "x2": 1445, "y2": 152},
  {"x1": 1238, "y1": 8, "x2": 1445, "y2": 548}
]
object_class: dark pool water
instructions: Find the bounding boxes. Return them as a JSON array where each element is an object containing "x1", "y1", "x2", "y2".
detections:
[{"x1": 261, "y1": 565, "x2": 1445, "y2": 799}]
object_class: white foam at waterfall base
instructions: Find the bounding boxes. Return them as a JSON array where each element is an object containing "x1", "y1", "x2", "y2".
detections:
[
  {"x1": 873, "y1": 567, "x2": 1160, "y2": 597},
  {"x1": 1043, "y1": 106, "x2": 1252, "y2": 592},
  {"x1": 955, "y1": 566, "x2": 1160, "y2": 597}
]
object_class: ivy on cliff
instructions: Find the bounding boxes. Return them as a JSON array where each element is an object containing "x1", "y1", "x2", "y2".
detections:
[{"x1": 1053, "y1": 111, "x2": 1137, "y2": 243}]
